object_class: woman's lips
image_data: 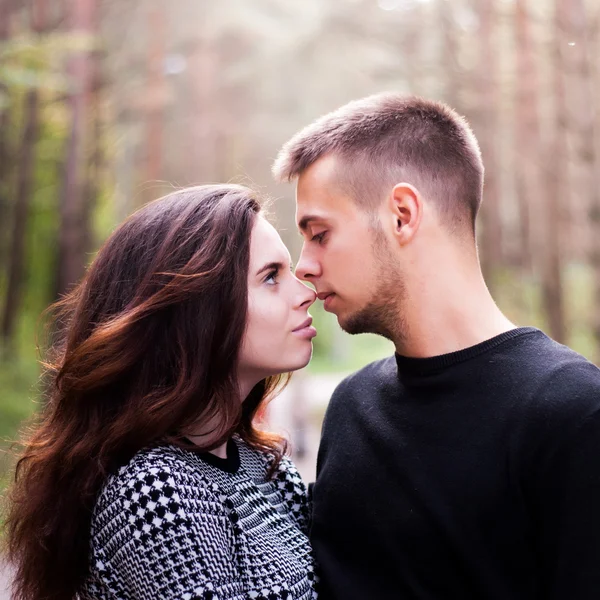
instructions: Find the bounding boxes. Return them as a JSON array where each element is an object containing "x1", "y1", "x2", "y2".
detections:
[
  {"x1": 293, "y1": 317, "x2": 317, "y2": 339},
  {"x1": 293, "y1": 325, "x2": 317, "y2": 339}
]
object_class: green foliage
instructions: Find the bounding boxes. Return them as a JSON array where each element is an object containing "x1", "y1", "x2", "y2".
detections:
[
  {"x1": 0, "y1": 361, "x2": 39, "y2": 442},
  {"x1": 0, "y1": 87, "x2": 67, "y2": 352},
  {"x1": 493, "y1": 263, "x2": 596, "y2": 362},
  {"x1": 563, "y1": 264, "x2": 596, "y2": 361},
  {"x1": 0, "y1": 32, "x2": 98, "y2": 109},
  {"x1": 0, "y1": 358, "x2": 40, "y2": 497},
  {"x1": 0, "y1": 47, "x2": 106, "y2": 498}
]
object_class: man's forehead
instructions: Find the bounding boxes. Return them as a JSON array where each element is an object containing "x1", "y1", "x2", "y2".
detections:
[
  {"x1": 297, "y1": 153, "x2": 341, "y2": 191},
  {"x1": 295, "y1": 184, "x2": 355, "y2": 226},
  {"x1": 294, "y1": 155, "x2": 359, "y2": 225}
]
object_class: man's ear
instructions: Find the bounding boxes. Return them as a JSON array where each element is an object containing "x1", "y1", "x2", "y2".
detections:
[{"x1": 383, "y1": 183, "x2": 423, "y2": 246}]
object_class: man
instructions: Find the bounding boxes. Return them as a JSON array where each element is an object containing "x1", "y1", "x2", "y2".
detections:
[{"x1": 272, "y1": 93, "x2": 600, "y2": 599}]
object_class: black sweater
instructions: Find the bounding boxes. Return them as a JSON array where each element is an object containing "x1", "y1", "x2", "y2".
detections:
[{"x1": 311, "y1": 328, "x2": 600, "y2": 599}]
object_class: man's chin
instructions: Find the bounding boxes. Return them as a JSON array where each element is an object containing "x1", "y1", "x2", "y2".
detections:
[
  {"x1": 338, "y1": 306, "x2": 394, "y2": 339},
  {"x1": 337, "y1": 311, "x2": 371, "y2": 336}
]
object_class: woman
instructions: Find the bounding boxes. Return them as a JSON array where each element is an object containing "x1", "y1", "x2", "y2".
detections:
[{"x1": 4, "y1": 185, "x2": 319, "y2": 600}]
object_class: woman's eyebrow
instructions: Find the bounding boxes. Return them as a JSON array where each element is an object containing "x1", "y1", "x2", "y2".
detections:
[{"x1": 256, "y1": 261, "x2": 285, "y2": 276}]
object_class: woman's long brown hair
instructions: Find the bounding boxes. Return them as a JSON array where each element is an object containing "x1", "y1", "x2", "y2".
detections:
[{"x1": 2, "y1": 184, "x2": 288, "y2": 600}]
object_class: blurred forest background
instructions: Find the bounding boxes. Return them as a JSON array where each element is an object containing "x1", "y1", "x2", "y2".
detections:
[{"x1": 0, "y1": 0, "x2": 599, "y2": 493}]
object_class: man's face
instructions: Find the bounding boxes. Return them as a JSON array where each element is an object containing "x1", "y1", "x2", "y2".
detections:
[{"x1": 295, "y1": 155, "x2": 403, "y2": 338}]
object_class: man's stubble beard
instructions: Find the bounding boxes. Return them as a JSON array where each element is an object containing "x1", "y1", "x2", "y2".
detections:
[{"x1": 339, "y1": 228, "x2": 408, "y2": 344}]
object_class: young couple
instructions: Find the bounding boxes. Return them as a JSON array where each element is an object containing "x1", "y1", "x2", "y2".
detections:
[{"x1": 5, "y1": 93, "x2": 600, "y2": 600}]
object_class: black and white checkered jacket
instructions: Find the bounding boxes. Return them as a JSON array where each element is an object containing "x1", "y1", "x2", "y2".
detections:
[{"x1": 80, "y1": 437, "x2": 318, "y2": 599}]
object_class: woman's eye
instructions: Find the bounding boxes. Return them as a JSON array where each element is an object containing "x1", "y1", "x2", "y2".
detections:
[
  {"x1": 311, "y1": 232, "x2": 327, "y2": 244},
  {"x1": 265, "y1": 269, "x2": 279, "y2": 285}
]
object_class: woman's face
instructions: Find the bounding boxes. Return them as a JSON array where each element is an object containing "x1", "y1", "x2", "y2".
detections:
[{"x1": 238, "y1": 216, "x2": 317, "y2": 386}]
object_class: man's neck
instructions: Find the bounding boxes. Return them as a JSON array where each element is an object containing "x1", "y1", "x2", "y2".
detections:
[{"x1": 392, "y1": 270, "x2": 515, "y2": 358}]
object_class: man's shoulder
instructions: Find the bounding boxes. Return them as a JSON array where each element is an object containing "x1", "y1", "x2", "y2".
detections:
[
  {"x1": 331, "y1": 355, "x2": 397, "y2": 398},
  {"x1": 512, "y1": 334, "x2": 600, "y2": 430},
  {"x1": 531, "y1": 350, "x2": 599, "y2": 416},
  {"x1": 511, "y1": 328, "x2": 592, "y2": 369},
  {"x1": 518, "y1": 333, "x2": 598, "y2": 392}
]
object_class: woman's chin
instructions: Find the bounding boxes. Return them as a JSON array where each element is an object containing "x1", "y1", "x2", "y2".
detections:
[{"x1": 274, "y1": 346, "x2": 314, "y2": 375}]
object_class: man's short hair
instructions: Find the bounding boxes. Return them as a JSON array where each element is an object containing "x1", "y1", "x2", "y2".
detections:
[{"x1": 272, "y1": 93, "x2": 484, "y2": 234}]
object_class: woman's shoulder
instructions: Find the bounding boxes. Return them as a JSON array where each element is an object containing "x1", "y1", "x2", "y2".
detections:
[
  {"x1": 91, "y1": 444, "x2": 231, "y2": 552},
  {"x1": 95, "y1": 441, "x2": 307, "y2": 516},
  {"x1": 95, "y1": 444, "x2": 222, "y2": 517},
  {"x1": 118, "y1": 442, "x2": 212, "y2": 479}
]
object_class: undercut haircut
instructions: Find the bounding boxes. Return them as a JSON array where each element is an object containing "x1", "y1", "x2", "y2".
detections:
[{"x1": 272, "y1": 93, "x2": 484, "y2": 234}]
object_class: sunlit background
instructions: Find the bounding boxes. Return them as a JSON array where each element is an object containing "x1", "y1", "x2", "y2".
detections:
[{"x1": 0, "y1": 0, "x2": 599, "y2": 587}]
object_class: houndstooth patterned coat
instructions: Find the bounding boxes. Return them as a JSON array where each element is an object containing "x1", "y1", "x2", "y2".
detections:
[{"x1": 80, "y1": 437, "x2": 318, "y2": 599}]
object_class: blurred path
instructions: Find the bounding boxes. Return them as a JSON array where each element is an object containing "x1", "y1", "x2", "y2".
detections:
[
  {"x1": 0, "y1": 563, "x2": 11, "y2": 600},
  {"x1": 266, "y1": 372, "x2": 344, "y2": 482}
]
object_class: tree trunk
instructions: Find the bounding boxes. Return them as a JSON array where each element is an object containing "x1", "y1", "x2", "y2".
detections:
[
  {"x1": 0, "y1": 0, "x2": 15, "y2": 277},
  {"x1": 1, "y1": 89, "x2": 39, "y2": 347},
  {"x1": 81, "y1": 74, "x2": 102, "y2": 257},
  {"x1": 401, "y1": 3, "x2": 426, "y2": 96},
  {"x1": 536, "y1": 0, "x2": 568, "y2": 344},
  {"x1": 143, "y1": 5, "x2": 167, "y2": 204},
  {"x1": 476, "y1": 0, "x2": 503, "y2": 291},
  {"x1": 561, "y1": 0, "x2": 600, "y2": 356},
  {"x1": 188, "y1": 37, "x2": 218, "y2": 183},
  {"x1": 0, "y1": 105, "x2": 10, "y2": 272},
  {"x1": 80, "y1": 6, "x2": 103, "y2": 257},
  {"x1": 56, "y1": 0, "x2": 96, "y2": 297},
  {"x1": 528, "y1": 0, "x2": 569, "y2": 343},
  {"x1": 515, "y1": 0, "x2": 566, "y2": 342},
  {"x1": 514, "y1": 0, "x2": 540, "y2": 274},
  {"x1": 0, "y1": 0, "x2": 49, "y2": 348},
  {"x1": 439, "y1": 0, "x2": 460, "y2": 108}
]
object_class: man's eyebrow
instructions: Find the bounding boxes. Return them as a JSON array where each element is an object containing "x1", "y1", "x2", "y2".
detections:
[{"x1": 298, "y1": 214, "x2": 325, "y2": 232}]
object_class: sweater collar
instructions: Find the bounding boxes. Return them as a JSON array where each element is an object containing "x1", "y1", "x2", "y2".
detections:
[{"x1": 394, "y1": 327, "x2": 541, "y2": 376}]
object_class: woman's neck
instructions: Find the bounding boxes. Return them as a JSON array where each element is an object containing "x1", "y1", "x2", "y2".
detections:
[
  {"x1": 186, "y1": 432, "x2": 229, "y2": 458},
  {"x1": 184, "y1": 375, "x2": 260, "y2": 459},
  {"x1": 208, "y1": 440, "x2": 228, "y2": 459}
]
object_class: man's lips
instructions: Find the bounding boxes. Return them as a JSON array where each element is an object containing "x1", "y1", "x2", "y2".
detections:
[
  {"x1": 317, "y1": 292, "x2": 334, "y2": 301},
  {"x1": 317, "y1": 292, "x2": 335, "y2": 311}
]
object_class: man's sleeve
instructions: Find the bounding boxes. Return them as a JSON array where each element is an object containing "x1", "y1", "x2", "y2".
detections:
[{"x1": 527, "y1": 367, "x2": 600, "y2": 598}]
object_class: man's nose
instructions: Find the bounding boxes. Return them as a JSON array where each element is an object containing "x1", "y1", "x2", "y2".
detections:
[{"x1": 295, "y1": 246, "x2": 322, "y2": 281}]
